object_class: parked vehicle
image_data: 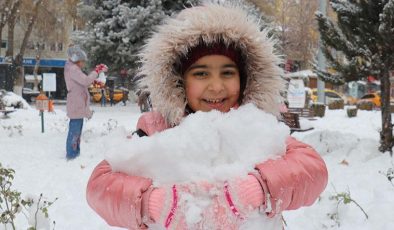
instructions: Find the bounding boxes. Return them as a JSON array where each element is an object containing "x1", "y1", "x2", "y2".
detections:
[
  {"x1": 309, "y1": 88, "x2": 345, "y2": 105},
  {"x1": 22, "y1": 82, "x2": 40, "y2": 102},
  {"x1": 90, "y1": 87, "x2": 124, "y2": 103},
  {"x1": 357, "y1": 92, "x2": 381, "y2": 107}
]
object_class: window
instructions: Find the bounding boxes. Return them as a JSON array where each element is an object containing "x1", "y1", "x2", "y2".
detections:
[
  {"x1": 50, "y1": 43, "x2": 56, "y2": 51},
  {"x1": 361, "y1": 94, "x2": 375, "y2": 99},
  {"x1": 325, "y1": 92, "x2": 341, "y2": 98},
  {"x1": 27, "y1": 42, "x2": 35, "y2": 50},
  {"x1": 57, "y1": 43, "x2": 63, "y2": 51},
  {"x1": 1, "y1": 40, "x2": 6, "y2": 49}
]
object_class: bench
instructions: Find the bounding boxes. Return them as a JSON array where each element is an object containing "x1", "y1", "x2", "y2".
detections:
[
  {"x1": 281, "y1": 112, "x2": 314, "y2": 134},
  {"x1": 287, "y1": 107, "x2": 315, "y2": 118},
  {"x1": 0, "y1": 109, "x2": 16, "y2": 118}
]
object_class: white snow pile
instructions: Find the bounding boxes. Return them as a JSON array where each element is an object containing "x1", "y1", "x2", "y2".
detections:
[
  {"x1": 0, "y1": 90, "x2": 30, "y2": 109},
  {"x1": 106, "y1": 103, "x2": 289, "y2": 185}
]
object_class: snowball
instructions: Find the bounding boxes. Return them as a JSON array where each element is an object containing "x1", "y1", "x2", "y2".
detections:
[{"x1": 106, "y1": 103, "x2": 289, "y2": 185}]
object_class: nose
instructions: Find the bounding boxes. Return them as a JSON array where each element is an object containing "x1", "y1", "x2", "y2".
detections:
[{"x1": 207, "y1": 74, "x2": 224, "y2": 93}]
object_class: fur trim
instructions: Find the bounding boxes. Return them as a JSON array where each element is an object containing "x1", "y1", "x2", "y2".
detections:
[{"x1": 138, "y1": 3, "x2": 285, "y2": 125}]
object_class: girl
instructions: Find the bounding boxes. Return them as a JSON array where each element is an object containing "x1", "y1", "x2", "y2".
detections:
[
  {"x1": 64, "y1": 45, "x2": 107, "y2": 159},
  {"x1": 86, "y1": 3, "x2": 327, "y2": 229}
]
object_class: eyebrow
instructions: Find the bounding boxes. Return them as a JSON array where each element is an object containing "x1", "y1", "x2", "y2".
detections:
[{"x1": 188, "y1": 63, "x2": 238, "y2": 71}]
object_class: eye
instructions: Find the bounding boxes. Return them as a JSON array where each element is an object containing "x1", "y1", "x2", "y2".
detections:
[
  {"x1": 221, "y1": 70, "x2": 237, "y2": 77},
  {"x1": 192, "y1": 71, "x2": 209, "y2": 78}
]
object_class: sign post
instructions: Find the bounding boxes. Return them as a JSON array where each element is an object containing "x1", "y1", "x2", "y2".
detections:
[{"x1": 36, "y1": 93, "x2": 48, "y2": 133}]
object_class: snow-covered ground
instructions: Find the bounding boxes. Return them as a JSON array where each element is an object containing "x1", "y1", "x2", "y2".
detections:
[{"x1": 0, "y1": 102, "x2": 393, "y2": 230}]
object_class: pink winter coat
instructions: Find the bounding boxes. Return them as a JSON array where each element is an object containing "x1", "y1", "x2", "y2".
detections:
[
  {"x1": 86, "y1": 111, "x2": 328, "y2": 229},
  {"x1": 64, "y1": 60, "x2": 97, "y2": 119}
]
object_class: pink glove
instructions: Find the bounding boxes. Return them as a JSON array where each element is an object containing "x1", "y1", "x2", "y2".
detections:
[
  {"x1": 148, "y1": 177, "x2": 265, "y2": 229},
  {"x1": 197, "y1": 176, "x2": 265, "y2": 228},
  {"x1": 224, "y1": 175, "x2": 265, "y2": 217},
  {"x1": 94, "y1": 64, "x2": 108, "y2": 74},
  {"x1": 149, "y1": 185, "x2": 186, "y2": 229}
]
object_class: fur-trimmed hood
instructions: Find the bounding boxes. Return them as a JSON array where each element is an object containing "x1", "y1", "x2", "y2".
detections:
[{"x1": 138, "y1": 3, "x2": 284, "y2": 125}]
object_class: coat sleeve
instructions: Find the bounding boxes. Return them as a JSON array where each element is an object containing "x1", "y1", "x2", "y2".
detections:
[
  {"x1": 69, "y1": 65, "x2": 97, "y2": 87},
  {"x1": 86, "y1": 160, "x2": 153, "y2": 229},
  {"x1": 254, "y1": 136, "x2": 328, "y2": 216},
  {"x1": 136, "y1": 111, "x2": 168, "y2": 136}
]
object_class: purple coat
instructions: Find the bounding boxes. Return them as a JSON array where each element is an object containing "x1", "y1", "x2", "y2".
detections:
[{"x1": 64, "y1": 61, "x2": 97, "y2": 119}]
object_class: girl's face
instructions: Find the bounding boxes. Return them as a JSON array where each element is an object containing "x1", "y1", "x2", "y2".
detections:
[{"x1": 184, "y1": 55, "x2": 240, "y2": 112}]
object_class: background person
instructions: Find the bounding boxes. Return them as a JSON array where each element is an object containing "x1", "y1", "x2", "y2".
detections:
[{"x1": 64, "y1": 45, "x2": 108, "y2": 160}]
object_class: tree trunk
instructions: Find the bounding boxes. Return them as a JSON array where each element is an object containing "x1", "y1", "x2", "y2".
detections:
[
  {"x1": 19, "y1": 0, "x2": 44, "y2": 57},
  {"x1": 0, "y1": 29, "x2": 2, "y2": 56},
  {"x1": 4, "y1": 0, "x2": 21, "y2": 58},
  {"x1": 4, "y1": 0, "x2": 22, "y2": 94},
  {"x1": 0, "y1": 0, "x2": 13, "y2": 55},
  {"x1": 13, "y1": 0, "x2": 43, "y2": 96},
  {"x1": 13, "y1": 54, "x2": 24, "y2": 96},
  {"x1": 33, "y1": 55, "x2": 41, "y2": 92},
  {"x1": 379, "y1": 68, "x2": 393, "y2": 155},
  {"x1": 5, "y1": 18, "x2": 15, "y2": 58}
]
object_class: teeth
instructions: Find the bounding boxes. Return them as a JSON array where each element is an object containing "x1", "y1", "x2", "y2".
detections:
[{"x1": 206, "y1": 99, "x2": 223, "y2": 103}]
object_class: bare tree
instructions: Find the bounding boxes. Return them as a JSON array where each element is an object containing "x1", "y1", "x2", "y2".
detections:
[
  {"x1": 4, "y1": 0, "x2": 22, "y2": 59},
  {"x1": 287, "y1": 0, "x2": 318, "y2": 69},
  {"x1": 3, "y1": 0, "x2": 46, "y2": 95},
  {"x1": 251, "y1": 0, "x2": 319, "y2": 70},
  {"x1": 10, "y1": 0, "x2": 45, "y2": 96},
  {"x1": 276, "y1": 0, "x2": 298, "y2": 57},
  {"x1": 0, "y1": 0, "x2": 13, "y2": 55}
]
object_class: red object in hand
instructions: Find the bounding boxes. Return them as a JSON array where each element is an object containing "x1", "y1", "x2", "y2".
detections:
[{"x1": 95, "y1": 64, "x2": 108, "y2": 74}]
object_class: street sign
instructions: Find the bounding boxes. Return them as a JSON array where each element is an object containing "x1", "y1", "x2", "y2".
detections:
[
  {"x1": 43, "y1": 73, "x2": 56, "y2": 92},
  {"x1": 36, "y1": 93, "x2": 49, "y2": 111},
  {"x1": 287, "y1": 79, "x2": 306, "y2": 108}
]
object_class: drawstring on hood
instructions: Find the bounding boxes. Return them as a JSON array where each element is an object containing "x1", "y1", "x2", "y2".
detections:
[{"x1": 138, "y1": 3, "x2": 285, "y2": 126}]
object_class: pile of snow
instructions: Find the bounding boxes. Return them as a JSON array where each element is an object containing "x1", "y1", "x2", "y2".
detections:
[
  {"x1": 106, "y1": 104, "x2": 289, "y2": 185},
  {"x1": 0, "y1": 90, "x2": 30, "y2": 109},
  {"x1": 105, "y1": 104, "x2": 290, "y2": 228}
]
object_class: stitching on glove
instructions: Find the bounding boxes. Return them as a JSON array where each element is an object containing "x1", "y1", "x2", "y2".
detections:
[
  {"x1": 224, "y1": 181, "x2": 244, "y2": 220},
  {"x1": 164, "y1": 185, "x2": 178, "y2": 228}
]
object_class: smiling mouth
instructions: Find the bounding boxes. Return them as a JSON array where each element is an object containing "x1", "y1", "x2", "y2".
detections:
[{"x1": 203, "y1": 98, "x2": 226, "y2": 104}]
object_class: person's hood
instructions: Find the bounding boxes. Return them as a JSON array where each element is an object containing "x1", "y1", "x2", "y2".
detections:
[{"x1": 138, "y1": 3, "x2": 284, "y2": 125}]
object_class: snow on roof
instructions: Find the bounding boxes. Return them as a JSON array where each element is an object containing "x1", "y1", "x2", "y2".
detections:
[{"x1": 283, "y1": 70, "x2": 317, "y2": 79}]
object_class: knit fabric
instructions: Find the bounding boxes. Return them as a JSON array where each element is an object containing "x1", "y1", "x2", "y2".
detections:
[
  {"x1": 148, "y1": 188, "x2": 167, "y2": 222},
  {"x1": 179, "y1": 42, "x2": 241, "y2": 75},
  {"x1": 148, "y1": 175, "x2": 264, "y2": 227},
  {"x1": 233, "y1": 175, "x2": 264, "y2": 211}
]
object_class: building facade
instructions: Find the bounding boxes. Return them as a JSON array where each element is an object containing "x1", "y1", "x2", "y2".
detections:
[{"x1": 0, "y1": 1, "x2": 80, "y2": 99}]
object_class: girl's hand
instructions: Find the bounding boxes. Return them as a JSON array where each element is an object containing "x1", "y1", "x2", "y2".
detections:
[{"x1": 148, "y1": 176, "x2": 265, "y2": 229}]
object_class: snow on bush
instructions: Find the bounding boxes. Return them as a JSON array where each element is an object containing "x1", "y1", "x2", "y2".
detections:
[
  {"x1": 0, "y1": 90, "x2": 30, "y2": 109},
  {"x1": 106, "y1": 103, "x2": 289, "y2": 185}
]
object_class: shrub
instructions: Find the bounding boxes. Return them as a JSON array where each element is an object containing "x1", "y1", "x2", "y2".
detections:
[
  {"x1": 328, "y1": 99, "x2": 344, "y2": 110},
  {"x1": 311, "y1": 103, "x2": 326, "y2": 117},
  {"x1": 0, "y1": 163, "x2": 57, "y2": 230},
  {"x1": 347, "y1": 107, "x2": 358, "y2": 118},
  {"x1": 357, "y1": 101, "x2": 374, "y2": 111},
  {"x1": 326, "y1": 189, "x2": 368, "y2": 227}
]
